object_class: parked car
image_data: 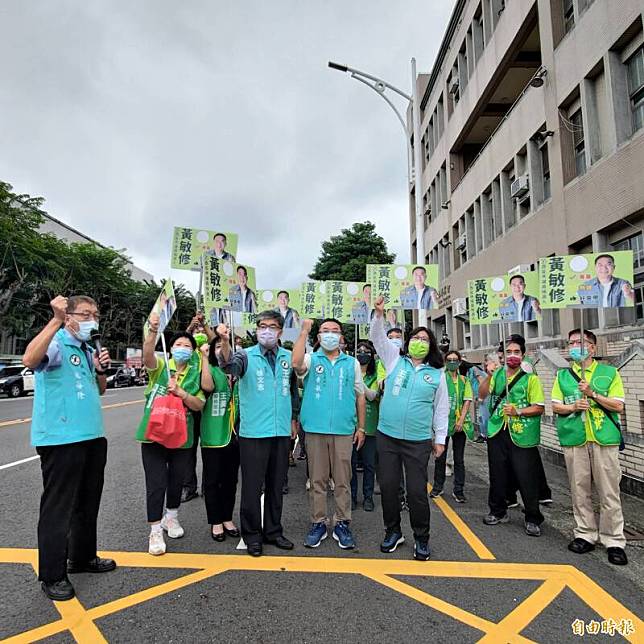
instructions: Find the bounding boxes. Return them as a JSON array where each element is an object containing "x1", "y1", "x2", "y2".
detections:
[
  {"x1": 134, "y1": 368, "x2": 148, "y2": 386},
  {"x1": 105, "y1": 366, "x2": 135, "y2": 389},
  {"x1": 0, "y1": 365, "x2": 35, "y2": 398}
]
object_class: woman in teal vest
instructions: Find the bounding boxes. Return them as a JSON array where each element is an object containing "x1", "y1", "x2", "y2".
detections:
[
  {"x1": 369, "y1": 296, "x2": 449, "y2": 562},
  {"x1": 200, "y1": 331, "x2": 240, "y2": 543},
  {"x1": 351, "y1": 341, "x2": 380, "y2": 512},
  {"x1": 478, "y1": 335, "x2": 545, "y2": 537},
  {"x1": 137, "y1": 314, "x2": 205, "y2": 556},
  {"x1": 431, "y1": 350, "x2": 473, "y2": 503}
]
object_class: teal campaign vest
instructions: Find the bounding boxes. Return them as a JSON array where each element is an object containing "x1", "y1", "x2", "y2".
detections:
[
  {"x1": 378, "y1": 357, "x2": 442, "y2": 442},
  {"x1": 301, "y1": 351, "x2": 357, "y2": 435},
  {"x1": 238, "y1": 345, "x2": 292, "y2": 438},
  {"x1": 31, "y1": 329, "x2": 105, "y2": 447}
]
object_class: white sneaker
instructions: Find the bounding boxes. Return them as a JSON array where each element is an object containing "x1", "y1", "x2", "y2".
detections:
[
  {"x1": 160, "y1": 515, "x2": 185, "y2": 539},
  {"x1": 446, "y1": 465, "x2": 453, "y2": 477},
  {"x1": 149, "y1": 530, "x2": 166, "y2": 556}
]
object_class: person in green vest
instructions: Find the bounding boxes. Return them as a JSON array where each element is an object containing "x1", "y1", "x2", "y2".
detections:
[
  {"x1": 137, "y1": 313, "x2": 206, "y2": 556},
  {"x1": 351, "y1": 340, "x2": 380, "y2": 512},
  {"x1": 551, "y1": 328, "x2": 628, "y2": 566},
  {"x1": 199, "y1": 330, "x2": 240, "y2": 543},
  {"x1": 430, "y1": 350, "x2": 473, "y2": 503},
  {"x1": 293, "y1": 318, "x2": 366, "y2": 550},
  {"x1": 478, "y1": 335, "x2": 545, "y2": 537}
]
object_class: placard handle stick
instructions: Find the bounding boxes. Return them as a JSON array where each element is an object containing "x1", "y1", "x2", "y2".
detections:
[
  {"x1": 499, "y1": 320, "x2": 509, "y2": 399},
  {"x1": 354, "y1": 323, "x2": 358, "y2": 355},
  {"x1": 160, "y1": 332, "x2": 172, "y2": 383},
  {"x1": 580, "y1": 308, "x2": 586, "y2": 383},
  {"x1": 197, "y1": 255, "x2": 204, "y2": 312}
]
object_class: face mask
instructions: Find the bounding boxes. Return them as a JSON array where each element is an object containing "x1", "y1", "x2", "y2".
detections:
[
  {"x1": 357, "y1": 353, "x2": 371, "y2": 365},
  {"x1": 193, "y1": 333, "x2": 208, "y2": 347},
  {"x1": 320, "y1": 332, "x2": 341, "y2": 351},
  {"x1": 408, "y1": 339, "x2": 429, "y2": 360},
  {"x1": 389, "y1": 337, "x2": 403, "y2": 349},
  {"x1": 75, "y1": 320, "x2": 98, "y2": 341},
  {"x1": 171, "y1": 347, "x2": 193, "y2": 364},
  {"x1": 569, "y1": 347, "x2": 589, "y2": 362},
  {"x1": 446, "y1": 360, "x2": 460, "y2": 372},
  {"x1": 257, "y1": 328, "x2": 278, "y2": 349},
  {"x1": 506, "y1": 356, "x2": 522, "y2": 369}
]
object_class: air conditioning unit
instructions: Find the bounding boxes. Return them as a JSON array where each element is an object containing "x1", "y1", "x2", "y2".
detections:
[
  {"x1": 453, "y1": 297, "x2": 468, "y2": 318},
  {"x1": 510, "y1": 174, "x2": 529, "y2": 199},
  {"x1": 508, "y1": 264, "x2": 532, "y2": 276},
  {"x1": 449, "y1": 77, "x2": 460, "y2": 95},
  {"x1": 457, "y1": 234, "x2": 467, "y2": 251}
]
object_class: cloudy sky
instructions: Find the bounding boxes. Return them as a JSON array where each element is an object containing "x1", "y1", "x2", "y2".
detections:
[{"x1": 1, "y1": 0, "x2": 454, "y2": 294}]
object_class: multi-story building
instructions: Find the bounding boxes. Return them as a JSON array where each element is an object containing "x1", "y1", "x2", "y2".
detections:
[{"x1": 409, "y1": 0, "x2": 644, "y2": 494}]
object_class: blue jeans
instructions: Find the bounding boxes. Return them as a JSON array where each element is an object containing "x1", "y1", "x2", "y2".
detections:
[
  {"x1": 351, "y1": 435, "x2": 377, "y2": 500},
  {"x1": 478, "y1": 398, "x2": 490, "y2": 437}
]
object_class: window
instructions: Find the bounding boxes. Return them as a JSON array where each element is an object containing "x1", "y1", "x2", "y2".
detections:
[
  {"x1": 613, "y1": 231, "x2": 644, "y2": 320},
  {"x1": 627, "y1": 47, "x2": 644, "y2": 132},
  {"x1": 540, "y1": 141, "x2": 551, "y2": 200},
  {"x1": 570, "y1": 109, "x2": 587, "y2": 176},
  {"x1": 563, "y1": 0, "x2": 575, "y2": 34}
]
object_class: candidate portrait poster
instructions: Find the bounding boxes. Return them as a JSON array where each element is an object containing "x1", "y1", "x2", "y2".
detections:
[
  {"x1": 204, "y1": 258, "x2": 257, "y2": 315},
  {"x1": 538, "y1": 252, "x2": 635, "y2": 309},
  {"x1": 144, "y1": 279, "x2": 176, "y2": 339},
  {"x1": 324, "y1": 281, "x2": 369, "y2": 324},
  {"x1": 257, "y1": 289, "x2": 302, "y2": 329},
  {"x1": 367, "y1": 264, "x2": 440, "y2": 310},
  {"x1": 171, "y1": 227, "x2": 239, "y2": 271}
]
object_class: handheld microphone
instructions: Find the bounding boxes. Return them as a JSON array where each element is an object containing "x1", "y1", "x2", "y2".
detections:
[{"x1": 90, "y1": 328, "x2": 107, "y2": 371}]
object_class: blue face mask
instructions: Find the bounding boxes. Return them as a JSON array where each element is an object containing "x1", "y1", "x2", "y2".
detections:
[
  {"x1": 569, "y1": 347, "x2": 589, "y2": 362},
  {"x1": 320, "y1": 332, "x2": 340, "y2": 351},
  {"x1": 75, "y1": 320, "x2": 98, "y2": 342},
  {"x1": 171, "y1": 347, "x2": 193, "y2": 364},
  {"x1": 389, "y1": 337, "x2": 403, "y2": 349}
]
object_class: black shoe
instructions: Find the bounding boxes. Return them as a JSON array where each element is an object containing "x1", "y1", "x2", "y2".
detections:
[
  {"x1": 429, "y1": 488, "x2": 443, "y2": 499},
  {"x1": 67, "y1": 557, "x2": 116, "y2": 574},
  {"x1": 247, "y1": 542, "x2": 263, "y2": 557},
  {"x1": 413, "y1": 539, "x2": 431, "y2": 561},
  {"x1": 539, "y1": 498, "x2": 553, "y2": 506},
  {"x1": 607, "y1": 547, "x2": 628, "y2": 566},
  {"x1": 223, "y1": 525, "x2": 240, "y2": 538},
  {"x1": 41, "y1": 578, "x2": 75, "y2": 601},
  {"x1": 380, "y1": 530, "x2": 405, "y2": 553},
  {"x1": 363, "y1": 497, "x2": 375, "y2": 512},
  {"x1": 452, "y1": 491, "x2": 466, "y2": 503},
  {"x1": 282, "y1": 485, "x2": 289, "y2": 495},
  {"x1": 181, "y1": 489, "x2": 199, "y2": 503},
  {"x1": 211, "y1": 527, "x2": 226, "y2": 542},
  {"x1": 568, "y1": 538, "x2": 595, "y2": 554},
  {"x1": 474, "y1": 436, "x2": 486, "y2": 443},
  {"x1": 483, "y1": 513, "x2": 509, "y2": 525},
  {"x1": 297, "y1": 452, "x2": 307, "y2": 461},
  {"x1": 264, "y1": 535, "x2": 294, "y2": 550}
]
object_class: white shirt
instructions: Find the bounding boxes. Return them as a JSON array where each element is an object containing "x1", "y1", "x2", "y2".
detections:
[
  {"x1": 416, "y1": 288, "x2": 423, "y2": 310},
  {"x1": 515, "y1": 296, "x2": 525, "y2": 322},
  {"x1": 300, "y1": 352, "x2": 365, "y2": 395},
  {"x1": 369, "y1": 315, "x2": 449, "y2": 444},
  {"x1": 601, "y1": 280, "x2": 613, "y2": 307}
]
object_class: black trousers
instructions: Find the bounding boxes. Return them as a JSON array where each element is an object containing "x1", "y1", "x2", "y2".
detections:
[
  {"x1": 141, "y1": 442, "x2": 192, "y2": 522},
  {"x1": 487, "y1": 428, "x2": 544, "y2": 525},
  {"x1": 183, "y1": 412, "x2": 201, "y2": 493},
  {"x1": 506, "y1": 451, "x2": 552, "y2": 503},
  {"x1": 36, "y1": 437, "x2": 107, "y2": 583},
  {"x1": 239, "y1": 436, "x2": 290, "y2": 545},
  {"x1": 433, "y1": 431, "x2": 466, "y2": 494},
  {"x1": 376, "y1": 431, "x2": 432, "y2": 540},
  {"x1": 202, "y1": 437, "x2": 240, "y2": 525}
]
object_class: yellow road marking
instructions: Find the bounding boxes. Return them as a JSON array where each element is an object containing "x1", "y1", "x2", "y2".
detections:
[
  {"x1": 0, "y1": 399, "x2": 143, "y2": 428},
  {"x1": 1, "y1": 549, "x2": 642, "y2": 644},
  {"x1": 428, "y1": 483, "x2": 496, "y2": 560}
]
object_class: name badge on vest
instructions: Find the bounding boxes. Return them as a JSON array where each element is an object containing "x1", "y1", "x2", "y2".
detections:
[
  {"x1": 423, "y1": 374, "x2": 433, "y2": 383},
  {"x1": 315, "y1": 365, "x2": 324, "y2": 374},
  {"x1": 281, "y1": 360, "x2": 289, "y2": 370},
  {"x1": 69, "y1": 354, "x2": 82, "y2": 367}
]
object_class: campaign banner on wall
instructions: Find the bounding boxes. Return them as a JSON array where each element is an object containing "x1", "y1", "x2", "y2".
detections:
[
  {"x1": 171, "y1": 227, "x2": 239, "y2": 271},
  {"x1": 538, "y1": 252, "x2": 635, "y2": 309},
  {"x1": 299, "y1": 281, "x2": 326, "y2": 319},
  {"x1": 367, "y1": 264, "x2": 440, "y2": 310},
  {"x1": 467, "y1": 272, "x2": 542, "y2": 324}
]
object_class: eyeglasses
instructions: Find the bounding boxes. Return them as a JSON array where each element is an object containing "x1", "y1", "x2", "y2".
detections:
[
  {"x1": 356, "y1": 350, "x2": 372, "y2": 355},
  {"x1": 568, "y1": 339, "x2": 594, "y2": 347},
  {"x1": 257, "y1": 323, "x2": 281, "y2": 331},
  {"x1": 69, "y1": 311, "x2": 100, "y2": 321},
  {"x1": 410, "y1": 336, "x2": 429, "y2": 343}
]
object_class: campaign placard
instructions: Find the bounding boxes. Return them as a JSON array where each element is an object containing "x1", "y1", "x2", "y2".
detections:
[
  {"x1": 367, "y1": 264, "x2": 440, "y2": 310},
  {"x1": 299, "y1": 281, "x2": 326, "y2": 319},
  {"x1": 203, "y1": 258, "x2": 257, "y2": 314},
  {"x1": 257, "y1": 288, "x2": 302, "y2": 329},
  {"x1": 144, "y1": 279, "x2": 176, "y2": 339},
  {"x1": 171, "y1": 227, "x2": 239, "y2": 271}
]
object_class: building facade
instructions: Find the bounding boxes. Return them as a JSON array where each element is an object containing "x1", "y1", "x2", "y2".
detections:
[{"x1": 410, "y1": 0, "x2": 644, "y2": 493}]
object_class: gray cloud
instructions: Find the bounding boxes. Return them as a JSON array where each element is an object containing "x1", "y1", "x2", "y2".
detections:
[{"x1": 0, "y1": 0, "x2": 454, "y2": 293}]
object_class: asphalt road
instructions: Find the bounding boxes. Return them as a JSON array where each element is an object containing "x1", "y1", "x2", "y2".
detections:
[{"x1": 0, "y1": 388, "x2": 643, "y2": 643}]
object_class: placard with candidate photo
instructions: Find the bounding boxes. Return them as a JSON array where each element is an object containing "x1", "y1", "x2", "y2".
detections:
[
  {"x1": 538, "y1": 252, "x2": 635, "y2": 309},
  {"x1": 144, "y1": 279, "x2": 176, "y2": 339},
  {"x1": 171, "y1": 227, "x2": 239, "y2": 271},
  {"x1": 203, "y1": 258, "x2": 257, "y2": 313},
  {"x1": 367, "y1": 264, "x2": 440, "y2": 310},
  {"x1": 324, "y1": 281, "x2": 368, "y2": 324},
  {"x1": 257, "y1": 289, "x2": 302, "y2": 329}
]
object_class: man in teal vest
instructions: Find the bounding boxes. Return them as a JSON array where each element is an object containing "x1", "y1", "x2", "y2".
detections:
[
  {"x1": 551, "y1": 328, "x2": 628, "y2": 565},
  {"x1": 23, "y1": 295, "x2": 116, "y2": 601},
  {"x1": 220, "y1": 310, "x2": 299, "y2": 557},
  {"x1": 293, "y1": 318, "x2": 366, "y2": 550}
]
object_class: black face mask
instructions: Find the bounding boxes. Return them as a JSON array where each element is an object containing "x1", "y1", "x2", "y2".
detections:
[{"x1": 357, "y1": 353, "x2": 372, "y2": 365}]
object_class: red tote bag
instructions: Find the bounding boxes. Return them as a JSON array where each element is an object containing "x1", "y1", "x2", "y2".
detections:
[{"x1": 144, "y1": 394, "x2": 188, "y2": 449}]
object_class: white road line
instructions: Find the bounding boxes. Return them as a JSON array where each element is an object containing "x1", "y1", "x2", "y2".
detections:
[{"x1": 0, "y1": 455, "x2": 40, "y2": 471}]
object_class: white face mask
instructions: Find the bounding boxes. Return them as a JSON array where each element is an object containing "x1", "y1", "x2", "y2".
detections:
[
  {"x1": 74, "y1": 320, "x2": 98, "y2": 341},
  {"x1": 389, "y1": 337, "x2": 403, "y2": 349},
  {"x1": 257, "y1": 328, "x2": 279, "y2": 349}
]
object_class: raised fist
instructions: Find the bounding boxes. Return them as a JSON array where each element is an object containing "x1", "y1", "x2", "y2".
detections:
[
  {"x1": 301, "y1": 319, "x2": 313, "y2": 334},
  {"x1": 216, "y1": 324, "x2": 229, "y2": 342},
  {"x1": 148, "y1": 313, "x2": 160, "y2": 334},
  {"x1": 51, "y1": 295, "x2": 68, "y2": 322},
  {"x1": 374, "y1": 295, "x2": 385, "y2": 318}
]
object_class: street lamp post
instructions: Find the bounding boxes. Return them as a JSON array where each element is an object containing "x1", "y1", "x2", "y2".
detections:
[{"x1": 328, "y1": 59, "x2": 427, "y2": 325}]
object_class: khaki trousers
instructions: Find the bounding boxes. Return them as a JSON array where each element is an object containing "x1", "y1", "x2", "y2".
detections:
[
  {"x1": 306, "y1": 433, "x2": 353, "y2": 524},
  {"x1": 563, "y1": 442, "x2": 626, "y2": 549}
]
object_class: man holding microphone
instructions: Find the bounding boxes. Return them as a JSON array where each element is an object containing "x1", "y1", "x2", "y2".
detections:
[{"x1": 23, "y1": 295, "x2": 116, "y2": 601}]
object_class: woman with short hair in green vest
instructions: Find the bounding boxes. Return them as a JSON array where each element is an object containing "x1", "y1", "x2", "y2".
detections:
[
  {"x1": 431, "y1": 350, "x2": 473, "y2": 503},
  {"x1": 479, "y1": 335, "x2": 545, "y2": 537},
  {"x1": 551, "y1": 328, "x2": 628, "y2": 566},
  {"x1": 351, "y1": 340, "x2": 380, "y2": 512},
  {"x1": 199, "y1": 331, "x2": 240, "y2": 543},
  {"x1": 137, "y1": 314, "x2": 205, "y2": 556}
]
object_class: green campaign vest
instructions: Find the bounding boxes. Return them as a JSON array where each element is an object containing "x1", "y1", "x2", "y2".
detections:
[
  {"x1": 200, "y1": 366, "x2": 235, "y2": 448},
  {"x1": 363, "y1": 372, "x2": 380, "y2": 436},
  {"x1": 487, "y1": 368, "x2": 541, "y2": 448},
  {"x1": 554, "y1": 363, "x2": 622, "y2": 447},
  {"x1": 446, "y1": 373, "x2": 473, "y2": 440},
  {"x1": 135, "y1": 352, "x2": 202, "y2": 449}
]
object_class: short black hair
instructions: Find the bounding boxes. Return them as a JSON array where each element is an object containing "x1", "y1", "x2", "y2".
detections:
[
  {"x1": 386, "y1": 327, "x2": 403, "y2": 337},
  {"x1": 504, "y1": 335, "x2": 526, "y2": 355},
  {"x1": 568, "y1": 328, "x2": 597, "y2": 344},
  {"x1": 363, "y1": 283, "x2": 371, "y2": 290},
  {"x1": 404, "y1": 326, "x2": 444, "y2": 368},
  {"x1": 319, "y1": 318, "x2": 343, "y2": 332},
  {"x1": 207, "y1": 336, "x2": 221, "y2": 367},
  {"x1": 509, "y1": 274, "x2": 525, "y2": 285},
  {"x1": 237, "y1": 265, "x2": 248, "y2": 276},
  {"x1": 446, "y1": 349, "x2": 462, "y2": 360},
  {"x1": 256, "y1": 310, "x2": 283, "y2": 328},
  {"x1": 214, "y1": 232, "x2": 227, "y2": 242},
  {"x1": 411, "y1": 266, "x2": 427, "y2": 275},
  {"x1": 595, "y1": 254, "x2": 615, "y2": 265},
  {"x1": 169, "y1": 331, "x2": 197, "y2": 352},
  {"x1": 277, "y1": 290, "x2": 289, "y2": 298},
  {"x1": 356, "y1": 340, "x2": 377, "y2": 376}
]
